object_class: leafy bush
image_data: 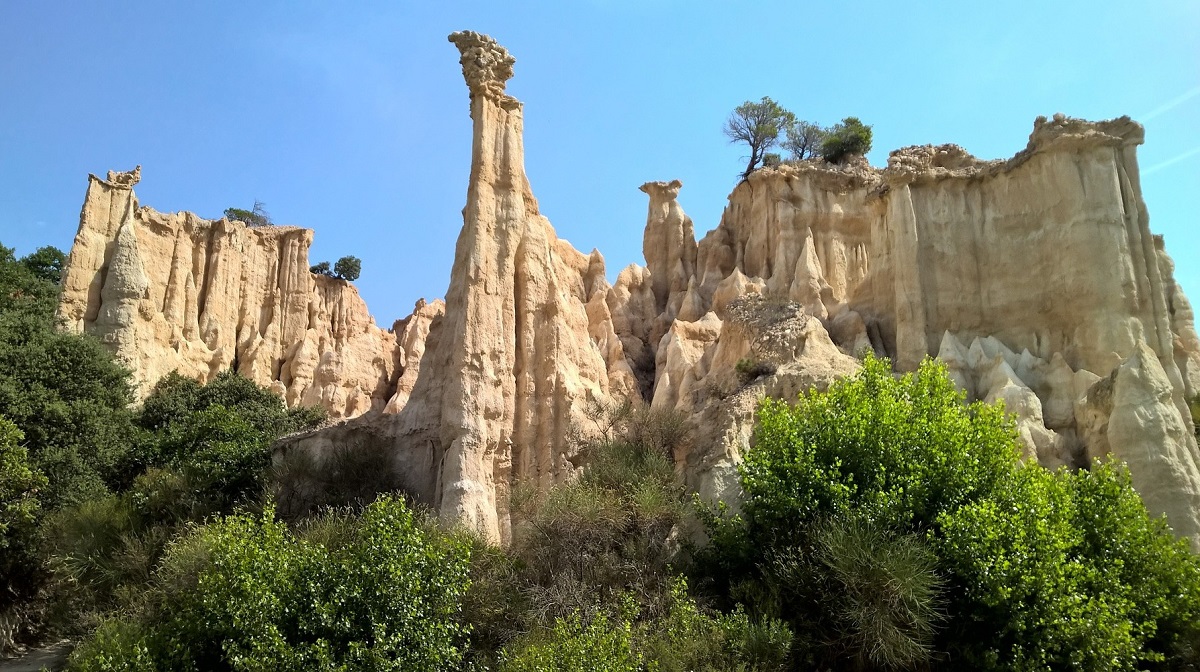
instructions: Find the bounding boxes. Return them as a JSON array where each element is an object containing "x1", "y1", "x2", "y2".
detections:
[
  {"x1": 463, "y1": 407, "x2": 693, "y2": 666},
  {"x1": 740, "y1": 354, "x2": 1019, "y2": 541},
  {"x1": 701, "y1": 353, "x2": 1200, "y2": 669},
  {"x1": 139, "y1": 370, "x2": 324, "y2": 438},
  {"x1": 767, "y1": 519, "x2": 942, "y2": 670},
  {"x1": 0, "y1": 244, "x2": 139, "y2": 509},
  {"x1": 499, "y1": 608, "x2": 642, "y2": 672},
  {"x1": 1, "y1": 418, "x2": 48, "y2": 647},
  {"x1": 68, "y1": 497, "x2": 472, "y2": 671},
  {"x1": 223, "y1": 201, "x2": 272, "y2": 227},
  {"x1": 783, "y1": 120, "x2": 827, "y2": 161},
  {"x1": 637, "y1": 578, "x2": 792, "y2": 672},
  {"x1": 44, "y1": 372, "x2": 326, "y2": 634},
  {"x1": 0, "y1": 419, "x2": 44, "y2": 555},
  {"x1": 936, "y1": 459, "x2": 1200, "y2": 671},
  {"x1": 820, "y1": 116, "x2": 873, "y2": 163},
  {"x1": 334, "y1": 255, "x2": 361, "y2": 282}
]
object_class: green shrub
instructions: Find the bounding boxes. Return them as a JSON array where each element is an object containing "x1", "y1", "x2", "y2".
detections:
[
  {"x1": 499, "y1": 607, "x2": 642, "y2": 672},
  {"x1": 1, "y1": 417, "x2": 48, "y2": 647},
  {"x1": 820, "y1": 116, "x2": 873, "y2": 163},
  {"x1": 637, "y1": 578, "x2": 792, "y2": 672},
  {"x1": 139, "y1": 370, "x2": 324, "y2": 439},
  {"x1": 740, "y1": 354, "x2": 1019, "y2": 542},
  {"x1": 507, "y1": 441, "x2": 685, "y2": 628},
  {"x1": 767, "y1": 518, "x2": 942, "y2": 670},
  {"x1": 0, "y1": 244, "x2": 139, "y2": 509},
  {"x1": 936, "y1": 459, "x2": 1200, "y2": 671},
  {"x1": 223, "y1": 201, "x2": 271, "y2": 228},
  {"x1": 333, "y1": 255, "x2": 361, "y2": 282},
  {"x1": 697, "y1": 354, "x2": 1200, "y2": 669},
  {"x1": 46, "y1": 373, "x2": 326, "y2": 635},
  {"x1": 0, "y1": 418, "x2": 44, "y2": 553},
  {"x1": 309, "y1": 256, "x2": 362, "y2": 282},
  {"x1": 68, "y1": 497, "x2": 472, "y2": 671}
]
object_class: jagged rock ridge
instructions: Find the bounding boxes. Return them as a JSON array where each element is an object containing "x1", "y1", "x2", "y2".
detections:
[
  {"x1": 62, "y1": 34, "x2": 1200, "y2": 546},
  {"x1": 57, "y1": 167, "x2": 441, "y2": 421}
]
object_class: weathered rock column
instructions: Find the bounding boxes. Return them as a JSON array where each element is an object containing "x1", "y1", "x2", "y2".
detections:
[{"x1": 438, "y1": 31, "x2": 528, "y2": 541}]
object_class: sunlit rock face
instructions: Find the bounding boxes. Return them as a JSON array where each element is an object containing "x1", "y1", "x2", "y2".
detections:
[
  {"x1": 58, "y1": 167, "x2": 408, "y2": 421},
  {"x1": 62, "y1": 34, "x2": 1200, "y2": 546},
  {"x1": 638, "y1": 114, "x2": 1200, "y2": 545}
]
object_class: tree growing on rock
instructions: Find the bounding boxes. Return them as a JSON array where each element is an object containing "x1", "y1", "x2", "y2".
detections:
[
  {"x1": 310, "y1": 256, "x2": 362, "y2": 282},
  {"x1": 724, "y1": 97, "x2": 795, "y2": 179},
  {"x1": 820, "y1": 117, "x2": 873, "y2": 163},
  {"x1": 783, "y1": 120, "x2": 827, "y2": 161},
  {"x1": 333, "y1": 255, "x2": 361, "y2": 282},
  {"x1": 223, "y1": 201, "x2": 272, "y2": 228}
]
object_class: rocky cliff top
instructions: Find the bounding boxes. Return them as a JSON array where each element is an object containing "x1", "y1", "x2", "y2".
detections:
[
  {"x1": 448, "y1": 30, "x2": 516, "y2": 103},
  {"x1": 61, "y1": 31, "x2": 1200, "y2": 548}
]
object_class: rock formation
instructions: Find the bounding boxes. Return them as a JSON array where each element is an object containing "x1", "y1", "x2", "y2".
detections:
[
  {"x1": 276, "y1": 31, "x2": 634, "y2": 543},
  {"x1": 635, "y1": 113, "x2": 1200, "y2": 543},
  {"x1": 57, "y1": 167, "x2": 409, "y2": 420},
  {"x1": 61, "y1": 35, "x2": 1200, "y2": 546}
]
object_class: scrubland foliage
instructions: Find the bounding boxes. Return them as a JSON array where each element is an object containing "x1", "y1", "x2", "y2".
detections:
[
  {"x1": 695, "y1": 354, "x2": 1200, "y2": 670},
  {"x1": 3, "y1": 234, "x2": 1199, "y2": 670}
]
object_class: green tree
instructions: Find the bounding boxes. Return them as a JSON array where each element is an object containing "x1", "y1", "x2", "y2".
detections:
[
  {"x1": 19, "y1": 246, "x2": 66, "y2": 284},
  {"x1": 783, "y1": 120, "x2": 827, "y2": 161},
  {"x1": 0, "y1": 244, "x2": 139, "y2": 508},
  {"x1": 936, "y1": 459, "x2": 1200, "y2": 671},
  {"x1": 44, "y1": 371, "x2": 326, "y2": 632},
  {"x1": 0, "y1": 419, "x2": 43, "y2": 549},
  {"x1": 223, "y1": 200, "x2": 272, "y2": 227},
  {"x1": 740, "y1": 354, "x2": 1019, "y2": 539},
  {"x1": 499, "y1": 609, "x2": 642, "y2": 672},
  {"x1": 309, "y1": 260, "x2": 331, "y2": 276},
  {"x1": 1, "y1": 418, "x2": 48, "y2": 620},
  {"x1": 68, "y1": 497, "x2": 472, "y2": 671},
  {"x1": 333, "y1": 255, "x2": 361, "y2": 282},
  {"x1": 820, "y1": 116, "x2": 873, "y2": 163},
  {"x1": 724, "y1": 97, "x2": 796, "y2": 179},
  {"x1": 139, "y1": 370, "x2": 324, "y2": 440}
]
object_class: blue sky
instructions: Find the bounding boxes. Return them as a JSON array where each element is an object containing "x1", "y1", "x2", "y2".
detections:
[{"x1": 2, "y1": 1, "x2": 1197, "y2": 326}]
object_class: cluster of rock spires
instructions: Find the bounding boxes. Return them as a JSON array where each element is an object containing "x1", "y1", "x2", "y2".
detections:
[{"x1": 59, "y1": 32, "x2": 1200, "y2": 546}]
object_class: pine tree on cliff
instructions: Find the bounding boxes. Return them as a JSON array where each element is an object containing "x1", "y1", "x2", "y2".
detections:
[{"x1": 724, "y1": 97, "x2": 795, "y2": 179}]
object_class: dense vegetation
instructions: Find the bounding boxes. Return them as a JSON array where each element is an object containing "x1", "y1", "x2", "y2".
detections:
[
  {"x1": 724, "y1": 98, "x2": 874, "y2": 176},
  {"x1": 696, "y1": 355, "x2": 1200, "y2": 670},
  {"x1": 3, "y1": 238, "x2": 1199, "y2": 670},
  {"x1": 311, "y1": 255, "x2": 363, "y2": 282}
]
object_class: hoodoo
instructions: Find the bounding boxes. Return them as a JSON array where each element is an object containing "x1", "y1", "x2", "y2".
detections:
[{"x1": 60, "y1": 33, "x2": 1200, "y2": 545}]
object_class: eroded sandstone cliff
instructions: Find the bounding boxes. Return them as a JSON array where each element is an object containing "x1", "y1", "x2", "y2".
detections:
[
  {"x1": 62, "y1": 33, "x2": 1200, "y2": 546},
  {"x1": 629, "y1": 115, "x2": 1200, "y2": 541},
  {"x1": 57, "y1": 167, "x2": 422, "y2": 421}
]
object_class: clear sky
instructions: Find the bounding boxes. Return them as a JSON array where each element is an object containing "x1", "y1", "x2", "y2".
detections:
[{"x1": 2, "y1": 1, "x2": 1197, "y2": 327}]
